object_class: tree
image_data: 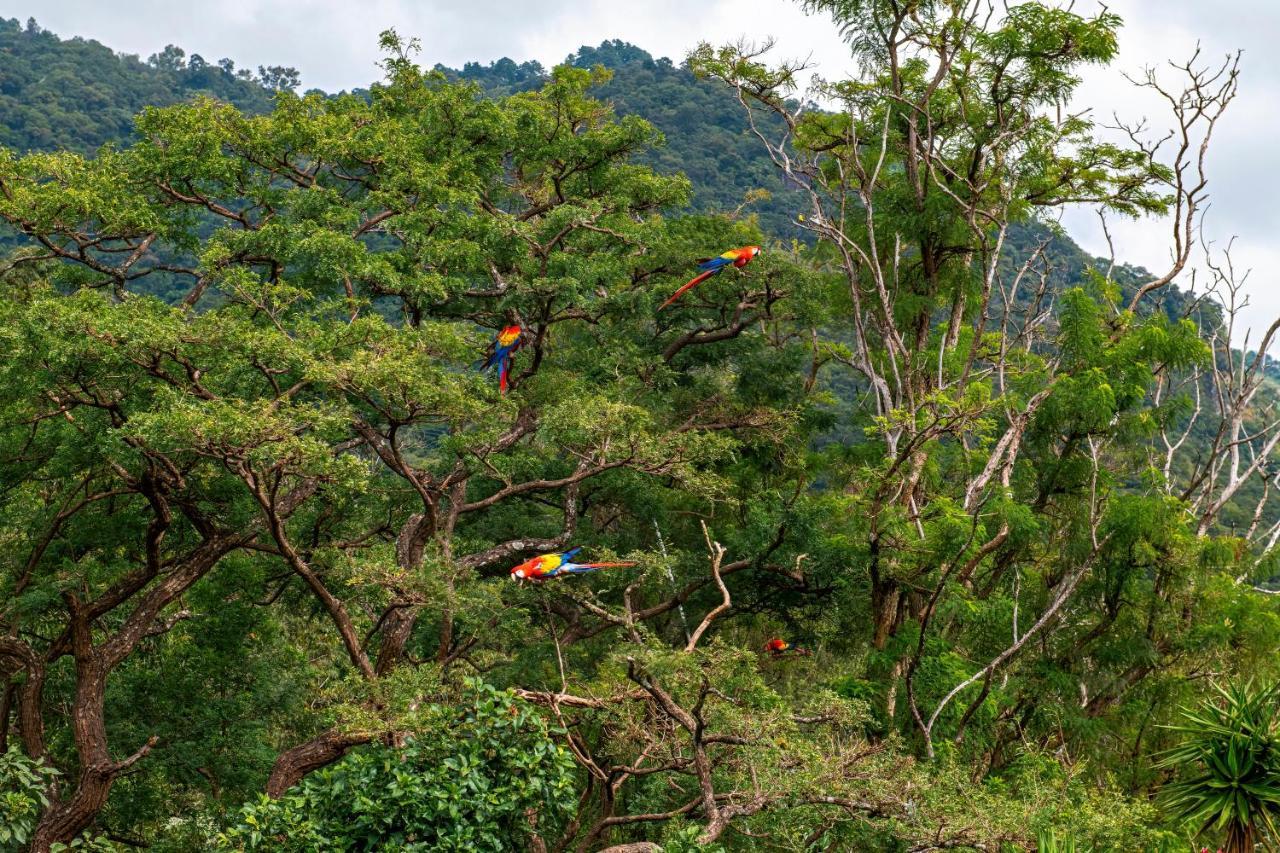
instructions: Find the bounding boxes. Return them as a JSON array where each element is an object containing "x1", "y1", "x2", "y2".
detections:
[
  {"x1": 256, "y1": 65, "x2": 300, "y2": 92},
  {"x1": 0, "y1": 30, "x2": 816, "y2": 849},
  {"x1": 691, "y1": 0, "x2": 1264, "y2": 774},
  {"x1": 146, "y1": 45, "x2": 186, "y2": 73},
  {"x1": 220, "y1": 681, "x2": 576, "y2": 851},
  {"x1": 1158, "y1": 681, "x2": 1280, "y2": 853}
]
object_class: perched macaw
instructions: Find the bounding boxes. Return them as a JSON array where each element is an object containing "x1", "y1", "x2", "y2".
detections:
[
  {"x1": 763, "y1": 637, "x2": 811, "y2": 657},
  {"x1": 659, "y1": 245, "x2": 762, "y2": 310},
  {"x1": 509, "y1": 547, "x2": 636, "y2": 581},
  {"x1": 479, "y1": 324, "x2": 523, "y2": 392}
]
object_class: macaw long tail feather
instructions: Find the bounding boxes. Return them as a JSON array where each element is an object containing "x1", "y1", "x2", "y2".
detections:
[
  {"x1": 481, "y1": 350, "x2": 507, "y2": 372},
  {"x1": 659, "y1": 269, "x2": 717, "y2": 310},
  {"x1": 498, "y1": 356, "x2": 510, "y2": 392},
  {"x1": 557, "y1": 561, "x2": 638, "y2": 574}
]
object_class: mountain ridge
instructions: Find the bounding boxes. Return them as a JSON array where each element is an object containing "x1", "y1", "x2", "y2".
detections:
[{"x1": 0, "y1": 19, "x2": 1162, "y2": 303}]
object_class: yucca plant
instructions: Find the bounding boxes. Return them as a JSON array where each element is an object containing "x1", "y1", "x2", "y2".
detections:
[
  {"x1": 1036, "y1": 828, "x2": 1078, "y2": 852},
  {"x1": 1157, "y1": 681, "x2": 1280, "y2": 853}
]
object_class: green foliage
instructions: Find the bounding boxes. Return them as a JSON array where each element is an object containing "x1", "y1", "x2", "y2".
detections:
[
  {"x1": 1158, "y1": 681, "x2": 1280, "y2": 851},
  {"x1": 220, "y1": 681, "x2": 575, "y2": 851},
  {"x1": 0, "y1": 18, "x2": 278, "y2": 154},
  {"x1": 660, "y1": 822, "x2": 725, "y2": 852},
  {"x1": 0, "y1": 8, "x2": 1276, "y2": 853},
  {"x1": 0, "y1": 745, "x2": 57, "y2": 851},
  {"x1": 1036, "y1": 827, "x2": 1077, "y2": 853},
  {"x1": 47, "y1": 837, "x2": 121, "y2": 853}
]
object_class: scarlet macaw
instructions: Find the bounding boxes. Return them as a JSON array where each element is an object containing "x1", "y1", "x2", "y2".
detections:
[
  {"x1": 509, "y1": 547, "x2": 636, "y2": 581},
  {"x1": 763, "y1": 637, "x2": 811, "y2": 657},
  {"x1": 479, "y1": 324, "x2": 523, "y2": 392},
  {"x1": 659, "y1": 245, "x2": 762, "y2": 310}
]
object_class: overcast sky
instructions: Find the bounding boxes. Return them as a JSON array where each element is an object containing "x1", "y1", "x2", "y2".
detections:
[{"x1": 4, "y1": 0, "x2": 1277, "y2": 339}]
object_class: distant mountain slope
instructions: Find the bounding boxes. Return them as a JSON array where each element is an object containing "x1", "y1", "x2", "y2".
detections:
[
  {"x1": 0, "y1": 17, "x2": 278, "y2": 153},
  {"x1": 440, "y1": 41, "x2": 1199, "y2": 318},
  {"x1": 0, "y1": 20, "x2": 1204, "y2": 326}
]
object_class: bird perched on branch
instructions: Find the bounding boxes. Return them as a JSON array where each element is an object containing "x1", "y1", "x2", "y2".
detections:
[
  {"x1": 478, "y1": 324, "x2": 523, "y2": 392},
  {"x1": 763, "y1": 637, "x2": 811, "y2": 657},
  {"x1": 509, "y1": 547, "x2": 636, "y2": 581},
  {"x1": 659, "y1": 245, "x2": 761, "y2": 310}
]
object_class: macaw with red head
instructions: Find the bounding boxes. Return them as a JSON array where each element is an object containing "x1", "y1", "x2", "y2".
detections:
[
  {"x1": 509, "y1": 547, "x2": 636, "y2": 581},
  {"x1": 659, "y1": 245, "x2": 762, "y2": 310},
  {"x1": 763, "y1": 637, "x2": 811, "y2": 657},
  {"x1": 479, "y1": 324, "x2": 523, "y2": 392}
]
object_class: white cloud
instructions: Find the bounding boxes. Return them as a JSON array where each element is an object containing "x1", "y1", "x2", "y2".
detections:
[{"x1": 1066, "y1": 0, "x2": 1280, "y2": 343}]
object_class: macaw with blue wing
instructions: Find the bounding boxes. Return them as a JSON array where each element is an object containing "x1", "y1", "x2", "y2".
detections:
[
  {"x1": 479, "y1": 324, "x2": 523, "y2": 392},
  {"x1": 660, "y1": 245, "x2": 762, "y2": 310},
  {"x1": 509, "y1": 547, "x2": 636, "y2": 581}
]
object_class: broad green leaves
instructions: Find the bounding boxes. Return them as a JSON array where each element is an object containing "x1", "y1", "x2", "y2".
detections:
[
  {"x1": 0, "y1": 746, "x2": 58, "y2": 852},
  {"x1": 220, "y1": 681, "x2": 575, "y2": 852}
]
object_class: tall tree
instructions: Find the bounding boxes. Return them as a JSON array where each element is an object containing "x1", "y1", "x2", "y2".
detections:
[
  {"x1": 691, "y1": 0, "x2": 1258, "y2": 771},
  {"x1": 0, "y1": 29, "x2": 812, "y2": 849}
]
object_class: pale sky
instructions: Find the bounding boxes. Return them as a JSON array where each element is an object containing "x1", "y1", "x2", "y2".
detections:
[{"x1": 4, "y1": 0, "x2": 1277, "y2": 339}]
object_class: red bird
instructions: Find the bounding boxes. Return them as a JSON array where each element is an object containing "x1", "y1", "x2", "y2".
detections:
[
  {"x1": 763, "y1": 638, "x2": 811, "y2": 657},
  {"x1": 509, "y1": 547, "x2": 636, "y2": 581},
  {"x1": 660, "y1": 245, "x2": 762, "y2": 310},
  {"x1": 479, "y1": 324, "x2": 523, "y2": 392}
]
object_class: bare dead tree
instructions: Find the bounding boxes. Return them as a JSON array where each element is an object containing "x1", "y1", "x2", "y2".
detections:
[
  {"x1": 1119, "y1": 48, "x2": 1241, "y2": 310},
  {"x1": 1153, "y1": 234, "x2": 1280, "y2": 558}
]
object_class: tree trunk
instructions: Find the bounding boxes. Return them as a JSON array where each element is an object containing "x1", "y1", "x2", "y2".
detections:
[
  {"x1": 871, "y1": 578, "x2": 901, "y2": 650},
  {"x1": 0, "y1": 638, "x2": 48, "y2": 760},
  {"x1": 0, "y1": 681, "x2": 10, "y2": 753},
  {"x1": 30, "y1": 643, "x2": 139, "y2": 849},
  {"x1": 266, "y1": 729, "x2": 373, "y2": 797},
  {"x1": 1226, "y1": 821, "x2": 1255, "y2": 853},
  {"x1": 375, "y1": 606, "x2": 417, "y2": 676},
  {"x1": 375, "y1": 513, "x2": 431, "y2": 676}
]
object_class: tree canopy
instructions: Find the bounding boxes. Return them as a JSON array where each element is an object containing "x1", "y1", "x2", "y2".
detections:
[{"x1": 1, "y1": 6, "x2": 1279, "y2": 853}]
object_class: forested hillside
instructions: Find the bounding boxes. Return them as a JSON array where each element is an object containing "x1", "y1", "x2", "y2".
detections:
[
  {"x1": 0, "y1": 18, "x2": 1142, "y2": 283},
  {"x1": 0, "y1": 18, "x2": 287, "y2": 153},
  {"x1": 2, "y1": 8, "x2": 1280, "y2": 853}
]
